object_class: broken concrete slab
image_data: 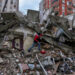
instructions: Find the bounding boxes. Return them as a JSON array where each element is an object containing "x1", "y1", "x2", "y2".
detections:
[{"x1": 0, "y1": 58, "x2": 3, "y2": 63}]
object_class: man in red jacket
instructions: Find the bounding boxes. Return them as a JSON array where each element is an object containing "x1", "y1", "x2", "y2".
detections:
[{"x1": 28, "y1": 32, "x2": 42, "y2": 52}]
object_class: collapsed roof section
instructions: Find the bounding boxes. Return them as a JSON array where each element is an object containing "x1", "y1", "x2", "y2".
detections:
[{"x1": 0, "y1": 11, "x2": 75, "y2": 53}]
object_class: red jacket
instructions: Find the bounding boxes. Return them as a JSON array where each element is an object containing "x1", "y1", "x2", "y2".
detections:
[{"x1": 34, "y1": 34, "x2": 42, "y2": 42}]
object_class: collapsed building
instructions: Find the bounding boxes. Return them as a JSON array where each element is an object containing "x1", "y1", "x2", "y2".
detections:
[{"x1": 0, "y1": 9, "x2": 75, "y2": 75}]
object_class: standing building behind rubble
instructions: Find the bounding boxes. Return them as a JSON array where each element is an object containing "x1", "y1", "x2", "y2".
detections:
[
  {"x1": 72, "y1": 0, "x2": 75, "y2": 13},
  {"x1": 39, "y1": 0, "x2": 51, "y2": 24},
  {"x1": 39, "y1": 0, "x2": 75, "y2": 24},
  {"x1": 0, "y1": 0, "x2": 19, "y2": 12}
]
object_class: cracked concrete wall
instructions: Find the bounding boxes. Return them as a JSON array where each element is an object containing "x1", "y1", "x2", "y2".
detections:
[
  {"x1": 23, "y1": 36, "x2": 33, "y2": 52},
  {"x1": 11, "y1": 27, "x2": 34, "y2": 51}
]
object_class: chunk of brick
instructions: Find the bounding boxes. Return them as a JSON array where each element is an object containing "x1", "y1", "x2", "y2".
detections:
[{"x1": 18, "y1": 64, "x2": 29, "y2": 74}]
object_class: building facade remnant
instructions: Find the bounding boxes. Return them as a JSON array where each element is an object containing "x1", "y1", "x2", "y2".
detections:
[
  {"x1": 39, "y1": 0, "x2": 75, "y2": 24},
  {"x1": 0, "y1": 0, "x2": 19, "y2": 12}
]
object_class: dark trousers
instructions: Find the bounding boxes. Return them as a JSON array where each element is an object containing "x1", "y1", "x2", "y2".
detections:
[{"x1": 28, "y1": 42, "x2": 41, "y2": 51}]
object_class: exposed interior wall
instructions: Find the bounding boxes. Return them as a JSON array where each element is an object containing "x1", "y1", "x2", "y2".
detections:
[
  {"x1": 23, "y1": 36, "x2": 33, "y2": 52},
  {"x1": 12, "y1": 27, "x2": 33, "y2": 51}
]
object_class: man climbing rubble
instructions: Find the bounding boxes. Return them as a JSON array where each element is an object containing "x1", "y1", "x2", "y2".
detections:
[{"x1": 28, "y1": 32, "x2": 42, "y2": 52}]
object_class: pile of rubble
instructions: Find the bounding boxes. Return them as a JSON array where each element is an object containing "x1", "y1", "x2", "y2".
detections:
[
  {"x1": 0, "y1": 10, "x2": 75, "y2": 75},
  {"x1": 0, "y1": 44, "x2": 75, "y2": 75}
]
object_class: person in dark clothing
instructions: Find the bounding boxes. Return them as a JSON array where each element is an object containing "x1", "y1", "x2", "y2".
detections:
[{"x1": 28, "y1": 32, "x2": 42, "y2": 52}]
